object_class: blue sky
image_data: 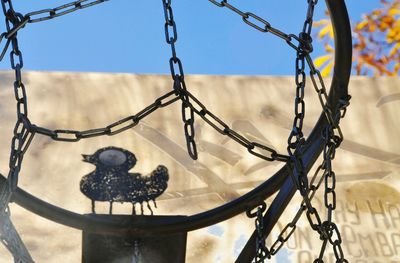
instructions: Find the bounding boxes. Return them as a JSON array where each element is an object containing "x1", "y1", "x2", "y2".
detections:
[{"x1": 0, "y1": 0, "x2": 382, "y2": 75}]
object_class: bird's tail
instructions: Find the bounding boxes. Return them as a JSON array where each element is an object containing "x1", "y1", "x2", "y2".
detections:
[{"x1": 149, "y1": 165, "x2": 169, "y2": 186}]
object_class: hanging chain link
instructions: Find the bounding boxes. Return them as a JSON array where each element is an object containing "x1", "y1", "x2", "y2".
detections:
[
  {"x1": 31, "y1": 90, "x2": 180, "y2": 141},
  {"x1": 0, "y1": 0, "x2": 352, "y2": 262},
  {"x1": 0, "y1": 1, "x2": 35, "y2": 262},
  {"x1": 161, "y1": 0, "x2": 198, "y2": 160},
  {"x1": 27, "y1": 87, "x2": 289, "y2": 162},
  {"x1": 269, "y1": 164, "x2": 324, "y2": 256},
  {"x1": 307, "y1": 57, "x2": 350, "y2": 262},
  {"x1": 6, "y1": 4, "x2": 35, "y2": 194},
  {"x1": 0, "y1": 0, "x2": 289, "y2": 164},
  {"x1": 179, "y1": 88, "x2": 289, "y2": 162},
  {"x1": 246, "y1": 203, "x2": 270, "y2": 263},
  {"x1": 0, "y1": 0, "x2": 36, "y2": 210},
  {"x1": 207, "y1": 0, "x2": 311, "y2": 52},
  {"x1": 285, "y1": 0, "x2": 350, "y2": 262},
  {"x1": 237, "y1": 0, "x2": 350, "y2": 262},
  {"x1": 287, "y1": 0, "x2": 326, "y2": 251},
  {"x1": 0, "y1": 0, "x2": 110, "y2": 61},
  {"x1": 25, "y1": 0, "x2": 109, "y2": 23}
]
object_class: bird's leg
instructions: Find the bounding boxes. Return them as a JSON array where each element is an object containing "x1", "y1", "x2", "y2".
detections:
[
  {"x1": 109, "y1": 201, "x2": 113, "y2": 215},
  {"x1": 91, "y1": 200, "x2": 96, "y2": 214},
  {"x1": 140, "y1": 202, "x2": 144, "y2": 215},
  {"x1": 147, "y1": 201, "x2": 153, "y2": 216},
  {"x1": 132, "y1": 203, "x2": 136, "y2": 215},
  {"x1": 152, "y1": 199, "x2": 157, "y2": 208}
]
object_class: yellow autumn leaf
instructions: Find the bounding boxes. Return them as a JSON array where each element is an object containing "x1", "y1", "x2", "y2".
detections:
[
  {"x1": 320, "y1": 60, "x2": 334, "y2": 77},
  {"x1": 324, "y1": 43, "x2": 334, "y2": 53},
  {"x1": 389, "y1": 42, "x2": 400, "y2": 57},
  {"x1": 369, "y1": 22, "x2": 377, "y2": 32},
  {"x1": 313, "y1": 19, "x2": 330, "y2": 28},
  {"x1": 389, "y1": 7, "x2": 400, "y2": 16},
  {"x1": 314, "y1": 54, "x2": 332, "y2": 68},
  {"x1": 328, "y1": 24, "x2": 334, "y2": 38},
  {"x1": 316, "y1": 1, "x2": 400, "y2": 76},
  {"x1": 372, "y1": 9, "x2": 383, "y2": 17},
  {"x1": 394, "y1": 63, "x2": 400, "y2": 73},
  {"x1": 356, "y1": 20, "x2": 369, "y2": 30},
  {"x1": 318, "y1": 24, "x2": 333, "y2": 39}
]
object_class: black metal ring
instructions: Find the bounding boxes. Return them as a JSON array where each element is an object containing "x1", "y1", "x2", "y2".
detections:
[{"x1": 0, "y1": 0, "x2": 352, "y2": 248}]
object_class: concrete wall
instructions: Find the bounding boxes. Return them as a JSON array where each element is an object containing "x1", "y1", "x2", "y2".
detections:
[{"x1": 0, "y1": 72, "x2": 399, "y2": 262}]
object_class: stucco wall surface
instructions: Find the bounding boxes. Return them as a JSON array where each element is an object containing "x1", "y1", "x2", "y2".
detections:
[{"x1": 0, "y1": 72, "x2": 399, "y2": 262}]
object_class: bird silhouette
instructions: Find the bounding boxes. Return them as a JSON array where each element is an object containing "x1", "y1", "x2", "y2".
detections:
[{"x1": 80, "y1": 146, "x2": 169, "y2": 215}]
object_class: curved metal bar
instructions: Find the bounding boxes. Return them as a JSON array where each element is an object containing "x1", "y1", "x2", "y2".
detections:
[
  {"x1": 1, "y1": 0, "x2": 351, "y2": 238},
  {"x1": 236, "y1": 0, "x2": 352, "y2": 261},
  {"x1": 1, "y1": 165, "x2": 290, "y2": 237}
]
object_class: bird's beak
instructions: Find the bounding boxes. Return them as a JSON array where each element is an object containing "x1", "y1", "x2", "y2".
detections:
[{"x1": 82, "y1": 154, "x2": 92, "y2": 163}]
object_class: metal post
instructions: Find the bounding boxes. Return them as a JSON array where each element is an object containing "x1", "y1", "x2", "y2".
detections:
[{"x1": 82, "y1": 215, "x2": 187, "y2": 263}]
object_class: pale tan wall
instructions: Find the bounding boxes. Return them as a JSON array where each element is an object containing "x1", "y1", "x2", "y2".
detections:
[{"x1": 0, "y1": 72, "x2": 399, "y2": 262}]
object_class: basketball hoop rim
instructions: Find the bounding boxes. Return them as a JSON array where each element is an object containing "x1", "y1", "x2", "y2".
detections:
[{"x1": 0, "y1": 0, "x2": 352, "y2": 238}]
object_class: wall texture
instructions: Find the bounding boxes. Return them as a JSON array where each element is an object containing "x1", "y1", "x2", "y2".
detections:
[{"x1": 0, "y1": 72, "x2": 399, "y2": 262}]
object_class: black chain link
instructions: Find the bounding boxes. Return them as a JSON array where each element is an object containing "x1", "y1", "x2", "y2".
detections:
[
  {"x1": 307, "y1": 55, "x2": 346, "y2": 141},
  {"x1": 25, "y1": 0, "x2": 109, "y2": 23},
  {"x1": 306, "y1": 48, "x2": 351, "y2": 263},
  {"x1": 178, "y1": 88, "x2": 289, "y2": 162},
  {"x1": 0, "y1": 0, "x2": 352, "y2": 262},
  {"x1": 1, "y1": 1, "x2": 35, "y2": 262},
  {"x1": 251, "y1": 164, "x2": 325, "y2": 258},
  {"x1": 207, "y1": 0, "x2": 312, "y2": 53},
  {"x1": 287, "y1": 0, "x2": 312, "y2": 200},
  {"x1": 162, "y1": 0, "x2": 198, "y2": 160},
  {"x1": 31, "y1": 90, "x2": 180, "y2": 142},
  {"x1": 284, "y1": 0, "x2": 350, "y2": 262},
  {"x1": 246, "y1": 203, "x2": 270, "y2": 262},
  {"x1": 0, "y1": 0, "x2": 109, "y2": 61},
  {"x1": 234, "y1": 0, "x2": 350, "y2": 262},
  {"x1": 313, "y1": 100, "x2": 349, "y2": 263},
  {"x1": 286, "y1": 0, "x2": 329, "y2": 257},
  {"x1": 0, "y1": 0, "x2": 291, "y2": 162},
  {"x1": 1, "y1": 0, "x2": 35, "y2": 196}
]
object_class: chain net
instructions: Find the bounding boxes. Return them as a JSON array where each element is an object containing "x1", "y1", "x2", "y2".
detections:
[{"x1": 0, "y1": 0, "x2": 352, "y2": 262}]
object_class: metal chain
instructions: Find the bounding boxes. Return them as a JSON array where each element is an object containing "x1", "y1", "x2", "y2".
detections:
[
  {"x1": 1, "y1": 0, "x2": 35, "y2": 211},
  {"x1": 7, "y1": 8, "x2": 35, "y2": 195},
  {"x1": 207, "y1": 0, "x2": 310, "y2": 52},
  {"x1": 308, "y1": 61, "x2": 350, "y2": 262},
  {"x1": 0, "y1": 1, "x2": 351, "y2": 262},
  {"x1": 308, "y1": 98, "x2": 349, "y2": 263},
  {"x1": 160, "y1": 0, "x2": 289, "y2": 162},
  {"x1": 284, "y1": 0, "x2": 350, "y2": 262},
  {"x1": 0, "y1": 0, "x2": 109, "y2": 61},
  {"x1": 0, "y1": 0, "x2": 290, "y2": 163},
  {"x1": 286, "y1": 0, "x2": 330, "y2": 257},
  {"x1": 25, "y1": 0, "x2": 109, "y2": 23},
  {"x1": 161, "y1": 0, "x2": 198, "y2": 160},
  {"x1": 178, "y1": 88, "x2": 289, "y2": 162},
  {"x1": 307, "y1": 55, "x2": 347, "y2": 143},
  {"x1": 246, "y1": 203, "x2": 270, "y2": 263},
  {"x1": 225, "y1": 0, "x2": 349, "y2": 261},
  {"x1": 0, "y1": 1, "x2": 35, "y2": 262},
  {"x1": 269, "y1": 164, "x2": 325, "y2": 256},
  {"x1": 248, "y1": 165, "x2": 328, "y2": 258},
  {"x1": 287, "y1": 0, "x2": 318, "y2": 196},
  {"x1": 22, "y1": 89, "x2": 289, "y2": 163},
  {"x1": 305, "y1": 29, "x2": 350, "y2": 263},
  {"x1": 31, "y1": 90, "x2": 180, "y2": 141}
]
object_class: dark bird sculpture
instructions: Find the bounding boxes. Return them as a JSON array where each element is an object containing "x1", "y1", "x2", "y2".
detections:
[{"x1": 80, "y1": 146, "x2": 169, "y2": 215}]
